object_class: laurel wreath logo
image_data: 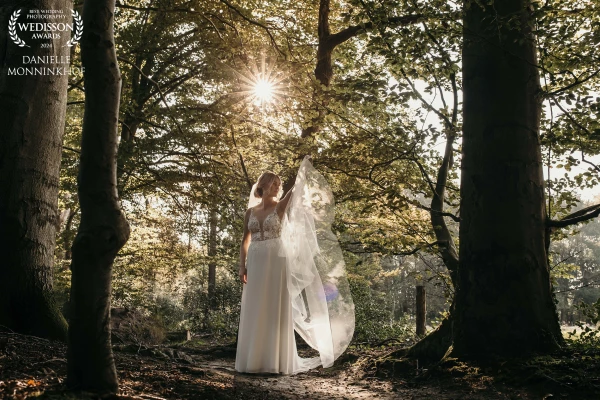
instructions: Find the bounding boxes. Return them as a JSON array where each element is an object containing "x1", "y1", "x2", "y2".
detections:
[
  {"x1": 64, "y1": 10, "x2": 82, "y2": 47},
  {"x1": 8, "y1": 9, "x2": 29, "y2": 47},
  {"x1": 8, "y1": 9, "x2": 83, "y2": 48}
]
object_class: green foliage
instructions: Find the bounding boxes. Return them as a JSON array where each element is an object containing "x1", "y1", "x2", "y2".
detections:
[
  {"x1": 566, "y1": 298, "x2": 600, "y2": 348},
  {"x1": 550, "y1": 203, "x2": 600, "y2": 328},
  {"x1": 348, "y1": 273, "x2": 414, "y2": 342},
  {"x1": 344, "y1": 250, "x2": 450, "y2": 342},
  {"x1": 183, "y1": 273, "x2": 242, "y2": 338},
  {"x1": 151, "y1": 295, "x2": 188, "y2": 332},
  {"x1": 537, "y1": 0, "x2": 600, "y2": 217}
]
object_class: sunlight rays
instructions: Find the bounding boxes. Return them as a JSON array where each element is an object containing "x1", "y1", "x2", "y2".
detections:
[{"x1": 228, "y1": 52, "x2": 287, "y2": 109}]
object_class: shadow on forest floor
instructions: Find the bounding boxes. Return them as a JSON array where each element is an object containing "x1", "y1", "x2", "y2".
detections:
[{"x1": 1, "y1": 331, "x2": 599, "y2": 399}]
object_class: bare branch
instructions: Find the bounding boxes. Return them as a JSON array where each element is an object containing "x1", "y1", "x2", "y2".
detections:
[
  {"x1": 329, "y1": 14, "x2": 425, "y2": 48},
  {"x1": 555, "y1": 280, "x2": 600, "y2": 293},
  {"x1": 344, "y1": 240, "x2": 442, "y2": 256},
  {"x1": 581, "y1": 152, "x2": 600, "y2": 173},
  {"x1": 218, "y1": 0, "x2": 285, "y2": 57},
  {"x1": 399, "y1": 68, "x2": 454, "y2": 129},
  {"x1": 410, "y1": 156, "x2": 437, "y2": 199},
  {"x1": 554, "y1": 100, "x2": 592, "y2": 136},
  {"x1": 547, "y1": 203, "x2": 600, "y2": 228},
  {"x1": 543, "y1": 68, "x2": 600, "y2": 98},
  {"x1": 230, "y1": 127, "x2": 252, "y2": 189}
]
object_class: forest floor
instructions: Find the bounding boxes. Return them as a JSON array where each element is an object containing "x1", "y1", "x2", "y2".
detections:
[{"x1": 1, "y1": 330, "x2": 599, "y2": 400}]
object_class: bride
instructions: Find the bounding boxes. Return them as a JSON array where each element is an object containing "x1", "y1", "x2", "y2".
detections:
[{"x1": 235, "y1": 156, "x2": 355, "y2": 375}]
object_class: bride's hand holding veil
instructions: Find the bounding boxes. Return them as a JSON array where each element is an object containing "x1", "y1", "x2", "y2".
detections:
[{"x1": 277, "y1": 155, "x2": 312, "y2": 214}]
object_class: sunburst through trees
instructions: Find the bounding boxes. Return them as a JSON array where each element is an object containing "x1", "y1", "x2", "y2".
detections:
[{"x1": 230, "y1": 53, "x2": 287, "y2": 109}]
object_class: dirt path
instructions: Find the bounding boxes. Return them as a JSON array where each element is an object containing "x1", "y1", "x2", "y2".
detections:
[
  {"x1": 114, "y1": 346, "x2": 534, "y2": 400},
  {"x1": 0, "y1": 332, "x2": 401, "y2": 399},
  {"x1": 114, "y1": 346, "x2": 403, "y2": 399},
  {"x1": 2, "y1": 332, "x2": 599, "y2": 399}
]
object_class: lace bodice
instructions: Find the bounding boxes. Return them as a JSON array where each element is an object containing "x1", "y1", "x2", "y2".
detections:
[{"x1": 248, "y1": 206, "x2": 282, "y2": 242}]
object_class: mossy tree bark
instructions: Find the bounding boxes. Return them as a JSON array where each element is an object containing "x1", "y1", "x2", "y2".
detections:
[
  {"x1": 0, "y1": 0, "x2": 71, "y2": 341},
  {"x1": 66, "y1": 0, "x2": 130, "y2": 394},
  {"x1": 452, "y1": 0, "x2": 563, "y2": 357}
]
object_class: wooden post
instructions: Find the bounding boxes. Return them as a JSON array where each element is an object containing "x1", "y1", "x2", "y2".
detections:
[{"x1": 416, "y1": 286, "x2": 426, "y2": 337}]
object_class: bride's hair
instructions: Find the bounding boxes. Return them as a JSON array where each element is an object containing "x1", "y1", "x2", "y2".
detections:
[{"x1": 254, "y1": 171, "x2": 280, "y2": 198}]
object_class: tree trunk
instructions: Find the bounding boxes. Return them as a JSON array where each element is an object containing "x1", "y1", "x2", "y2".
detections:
[
  {"x1": 301, "y1": 0, "x2": 332, "y2": 138},
  {"x1": 452, "y1": 0, "x2": 563, "y2": 357},
  {"x1": 208, "y1": 207, "x2": 217, "y2": 310},
  {"x1": 67, "y1": 0, "x2": 129, "y2": 394},
  {"x1": 62, "y1": 208, "x2": 76, "y2": 261},
  {"x1": 0, "y1": 0, "x2": 71, "y2": 341},
  {"x1": 416, "y1": 286, "x2": 426, "y2": 337}
]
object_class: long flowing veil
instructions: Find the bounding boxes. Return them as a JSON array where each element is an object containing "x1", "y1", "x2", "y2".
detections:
[
  {"x1": 247, "y1": 183, "x2": 261, "y2": 209},
  {"x1": 278, "y1": 157, "x2": 355, "y2": 368}
]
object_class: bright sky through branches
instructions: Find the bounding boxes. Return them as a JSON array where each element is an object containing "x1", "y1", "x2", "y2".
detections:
[{"x1": 393, "y1": 76, "x2": 600, "y2": 203}]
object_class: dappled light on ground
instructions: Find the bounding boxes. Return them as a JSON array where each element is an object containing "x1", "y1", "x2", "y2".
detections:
[{"x1": 2, "y1": 331, "x2": 599, "y2": 399}]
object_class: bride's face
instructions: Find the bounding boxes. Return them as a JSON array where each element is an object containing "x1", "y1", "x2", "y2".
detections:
[{"x1": 267, "y1": 178, "x2": 281, "y2": 198}]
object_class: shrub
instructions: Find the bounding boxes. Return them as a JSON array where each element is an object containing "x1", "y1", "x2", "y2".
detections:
[{"x1": 111, "y1": 307, "x2": 167, "y2": 346}]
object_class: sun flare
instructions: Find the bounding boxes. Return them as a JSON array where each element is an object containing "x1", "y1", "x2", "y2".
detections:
[
  {"x1": 253, "y1": 79, "x2": 274, "y2": 103},
  {"x1": 228, "y1": 53, "x2": 287, "y2": 110}
]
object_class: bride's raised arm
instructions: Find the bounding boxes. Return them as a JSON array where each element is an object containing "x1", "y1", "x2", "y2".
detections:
[
  {"x1": 277, "y1": 184, "x2": 294, "y2": 214},
  {"x1": 277, "y1": 155, "x2": 311, "y2": 214}
]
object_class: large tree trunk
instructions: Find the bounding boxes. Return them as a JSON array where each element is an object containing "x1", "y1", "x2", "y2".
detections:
[
  {"x1": 0, "y1": 0, "x2": 71, "y2": 341},
  {"x1": 452, "y1": 0, "x2": 563, "y2": 357},
  {"x1": 67, "y1": 0, "x2": 129, "y2": 394}
]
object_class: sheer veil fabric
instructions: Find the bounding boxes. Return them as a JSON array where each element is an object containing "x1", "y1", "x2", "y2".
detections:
[{"x1": 247, "y1": 157, "x2": 355, "y2": 371}]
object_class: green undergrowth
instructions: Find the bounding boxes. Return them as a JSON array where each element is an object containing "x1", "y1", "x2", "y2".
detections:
[{"x1": 565, "y1": 299, "x2": 600, "y2": 347}]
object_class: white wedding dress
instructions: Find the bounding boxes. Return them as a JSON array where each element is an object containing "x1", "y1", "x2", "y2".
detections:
[
  {"x1": 235, "y1": 157, "x2": 355, "y2": 375},
  {"x1": 235, "y1": 204, "x2": 321, "y2": 374}
]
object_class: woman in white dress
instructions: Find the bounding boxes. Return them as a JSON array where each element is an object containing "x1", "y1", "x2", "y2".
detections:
[{"x1": 235, "y1": 157, "x2": 355, "y2": 375}]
